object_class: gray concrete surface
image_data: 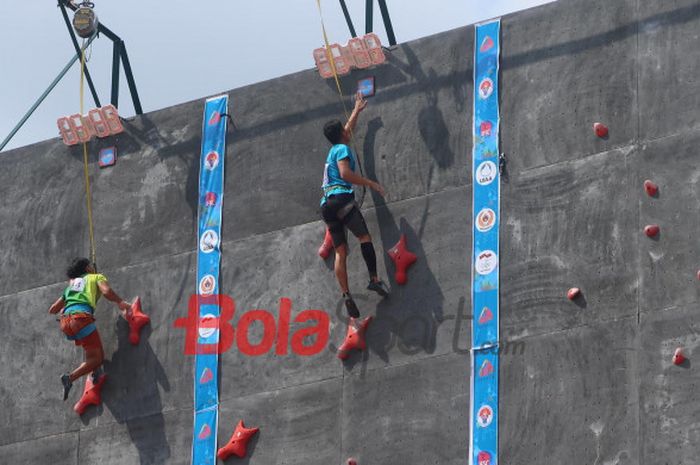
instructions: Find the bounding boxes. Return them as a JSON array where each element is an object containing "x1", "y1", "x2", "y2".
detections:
[{"x1": 0, "y1": 0, "x2": 698, "y2": 463}]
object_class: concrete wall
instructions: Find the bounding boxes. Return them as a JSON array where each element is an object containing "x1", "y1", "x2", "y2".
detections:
[{"x1": 0, "y1": 0, "x2": 698, "y2": 463}]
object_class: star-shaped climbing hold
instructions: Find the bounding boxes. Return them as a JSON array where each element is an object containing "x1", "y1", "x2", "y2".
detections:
[
  {"x1": 337, "y1": 316, "x2": 373, "y2": 360},
  {"x1": 74, "y1": 373, "x2": 107, "y2": 415},
  {"x1": 217, "y1": 420, "x2": 260, "y2": 460},
  {"x1": 125, "y1": 297, "x2": 150, "y2": 345},
  {"x1": 387, "y1": 234, "x2": 417, "y2": 285}
]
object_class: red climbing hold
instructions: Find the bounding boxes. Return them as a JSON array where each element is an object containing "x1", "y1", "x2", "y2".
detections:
[
  {"x1": 697, "y1": 270, "x2": 700, "y2": 281},
  {"x1": 74, "y1": 373, "x2": 107, "y2": 415},
  {"x1": 217, "y1": 420, "x2": 260, "y2": 460},
  {"x1": 644, "y1": 180, "x2": 659, "y2": 197},
  {"x1": 673, "y1": 348, "x2": 686, "y2": 366},
  {"x1": 593, "y1": 122, "x2": 608, "y2": 138},
  {"x1": 125, "y1": 297, "x2": 150, "y2": 345},
  {"x1": 318, "y1": 228, "x2": 334, "y2": 259},
  {"x1": 337, "y1": 316, "x2": 372, "y2": 360},
  {"x1": 387, "y1": 234, "x2": 417, "y2": 285},
  {"x1": 567, "y1": 287, "x2": 581, "y2": 300},
  {"x1": 347, "y1": 459, "x2": 358, "y2": 465},
  {"x1": 644, "y1": 224, "x2": 660, "y2": 238}
]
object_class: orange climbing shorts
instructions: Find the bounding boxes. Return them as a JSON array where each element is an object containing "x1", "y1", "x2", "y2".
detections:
[{"x1": 60, "y1": 313, "x2": 102, "y2": 350}]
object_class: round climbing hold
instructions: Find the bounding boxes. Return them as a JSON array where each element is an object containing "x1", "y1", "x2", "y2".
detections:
[
  {"x1": 644, "y1": 224, "x2": 660, "y2": 238},
  {"x1": 593, "y1": 122, "x2": 608, "y2": 138},
  {"x1": 644, "y1": 180, "x2": 659, "y2": 197},
  {"x1": 567, "y1": 287, "x2": 581, "y2": 301},
  {"x1": 696, "y1": 269, "x2": 700, "y2": 281},
  {"x1": 673, "y1": 347, "x2": 686, "y2": 366},
  {"x1": 348, "y1": 459, "x2": 358, "y2": 465}
]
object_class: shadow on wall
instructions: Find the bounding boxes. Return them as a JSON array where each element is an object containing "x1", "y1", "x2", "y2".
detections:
[
  {"x1": 353, "y1": 117, "x2": 445, "y2": 364},
  {"x1": 85, "y1": 319, "x2": 171, "y2": 465}
]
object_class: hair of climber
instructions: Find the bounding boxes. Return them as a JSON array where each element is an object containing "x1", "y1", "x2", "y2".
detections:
[
  {"x1": 323, "y1": 119, "x2": 344, "y2": 145},
  {"x1": 66, "y1": 257, "x2": 92, "y2": 279}
]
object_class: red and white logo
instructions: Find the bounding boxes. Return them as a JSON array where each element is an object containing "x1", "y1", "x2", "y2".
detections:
[
  {"x1": 478, "y1": 307, "x2": 494, "y2": 324},
  {"x1": 476, "y1": 208, "x2": 496, "y2": 232},
  {"x1": 198, "y1": 313, "x2": 219, "y2": 339},
  {"x1": 199, "y1": 275, "x2": 216, "y2": 295},
  {"x1": 477, "y1": 450, "x2": 492, "y2": 465},
  {"x1": 480, "y1": 121, "x2": 492, "y2": 137},
  {"x1": 480, "y1": 36, "x2": 495, "y2": 53},
  {"x1": 205, "y1": 151, "x2": 219, "y2": 170},
  {"x1": 199, "y1": 367, "x2": 214, "y2": 384},
  {"x1": 209, "y1": 112, "x2": 221, "y2": 126},
  {"x1": 479, "y1": 359, "x2": 494, "y2": 377},
  {"x1": 476, "y1": 161, "x2": 497, "y2": 185},
  {"x1": 200, "y1": 230, "x2": 219, "y2": 254},
  {"x1": 477, "y1": 405, "x2": 494, "y2": 427},
  {"x1": 198, "y1": 423, "x2": 211, "y2": 440},
  {"x1": 204, "y1": 192, "x2": 217, "y2": 207},
  {"x1": 479, "y1": 78, "x2": 494, "y2": 99},
  {"x1": 475, "y1": 250, "x2": 498, "y2": 275}
]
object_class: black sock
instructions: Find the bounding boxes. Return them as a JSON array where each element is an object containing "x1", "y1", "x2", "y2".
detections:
[{"x1": 360, "y1": 242, "x2": 377, "y2": 278}]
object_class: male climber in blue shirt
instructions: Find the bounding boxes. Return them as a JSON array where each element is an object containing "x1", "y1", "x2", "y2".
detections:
[{"x1": 320, "y1": 92, "x2": 390, "y2": 318}]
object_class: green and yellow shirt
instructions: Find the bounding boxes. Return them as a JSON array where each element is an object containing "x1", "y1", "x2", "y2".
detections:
[{"x1": 62, "y1": 273, "x2": 108, "y2": 314}]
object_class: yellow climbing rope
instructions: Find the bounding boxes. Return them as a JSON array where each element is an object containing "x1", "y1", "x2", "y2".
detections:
[
  {"x1": 314, "y1": 0, "x2": 367, "y2": 205},
  {"x1": 79, "y1": 39, "x2": 97, "y2": 266}
]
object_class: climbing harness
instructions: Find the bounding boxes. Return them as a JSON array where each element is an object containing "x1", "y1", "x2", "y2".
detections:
[{"x1": 314, "y1": 0, "x2": 368, "y2": 207}]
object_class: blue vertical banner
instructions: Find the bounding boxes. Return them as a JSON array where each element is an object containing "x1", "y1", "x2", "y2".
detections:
[
  {"x1": 192, "y1": 95, "x2": 228, "y2": 465},
  {"x1": 470, "y1": 20, "x2": 500, "y2": 465}
]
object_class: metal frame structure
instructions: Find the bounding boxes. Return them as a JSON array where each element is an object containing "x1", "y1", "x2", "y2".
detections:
[
  {"x1": 339, "y1": 0, "x2": 397, "y2": 46},
  {"x1": 0, "y1": 1, "x2": 142, "y2": 151},
  {"x1": 58, "y1": 0, "x2": 142, "y2": 113}
]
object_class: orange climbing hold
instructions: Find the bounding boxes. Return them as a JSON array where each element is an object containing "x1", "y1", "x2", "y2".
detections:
[
  {"x1": 567, "y1": 287, "x2": 581, "y2": 300},
  {"x1": 74, "y1": 373, "x2": 107, "y2": 415},
  {"x1": 673, "y1": 348, "x2": 686, "y2": 366},
  {"x1": 217, "y1": 420, "x2": 259, "y2": 460},
  {"x1": 337, "y1": 316, "x2": 372, "y2": 360},
  {"x1": 318, "y1": 228, "x2": 333, "y2": 259},
  {"x1": 644, "y1": 180, "x2": 659, "y2": 197},
  {"x1": 593, "y1": 122, "x2": 608, "y2": 138},
  {"x1": 644, "y1": 224, "x2": 660, "y2": 238},
  {"x1": 125, "y1": 297, "x2": 150, "y2": 345},
  {"x1": 387, "y1": 234, "x2": 417, "y2": 285}
]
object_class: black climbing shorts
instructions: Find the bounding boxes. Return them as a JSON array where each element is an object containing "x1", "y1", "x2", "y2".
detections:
[{"x1": 321, "y1": 193, "x2": 369, "y2": 248}]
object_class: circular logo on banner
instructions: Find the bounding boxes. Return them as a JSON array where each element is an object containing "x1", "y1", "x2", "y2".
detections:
[
  {"x1": 200, "y1": 230, "x2": 219, "y2": 254},
  {"x1": 477, "y1": 405, "x2": 494, "y2": 428},
  {"x1": 476, "y1": 250, "x2": 498, "y2": 275},
  {"x1": 198, "y1": 313, "x2": 218, "y2": 339},
  {"x1": 199, "y1": 274, "x2": 216, "y2": 295},
  {"x1": 204, "y1": 191, "x2": 217, "y2": 207},
  {"x1": 477, "y1": 451, "x2": 492, "y2": 465},
  {"x1": 476, "y1": 208, "x2": 496, "y2": 232},
  {"x1": 205, "y1": 151, "x2": 219, "y2": 170},
  {"x1": 476, "y1": 161, "x2": 498, "y2": 186},
  {"x1": 479, "y1": 78, "x2": 494, "y2": 99}
]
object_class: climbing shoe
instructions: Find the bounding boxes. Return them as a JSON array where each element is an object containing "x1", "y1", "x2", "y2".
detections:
[
  {"x1": 367, "y1": 279, "x2": 390, "y2": 297},
  {"x1": 343, "y1": 293, "x2": 360, "y2": 319},
  {"x1": 61, "y1": 374, "x2": 72, "y2": 401}
]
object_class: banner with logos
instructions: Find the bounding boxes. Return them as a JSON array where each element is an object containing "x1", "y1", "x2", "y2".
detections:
[
  {"x1": 470, "y1": 19, "x2": 500, "y2": 465},
  {"x1": 192, "y1": 94, "x2": 228, "y2": 465}
]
